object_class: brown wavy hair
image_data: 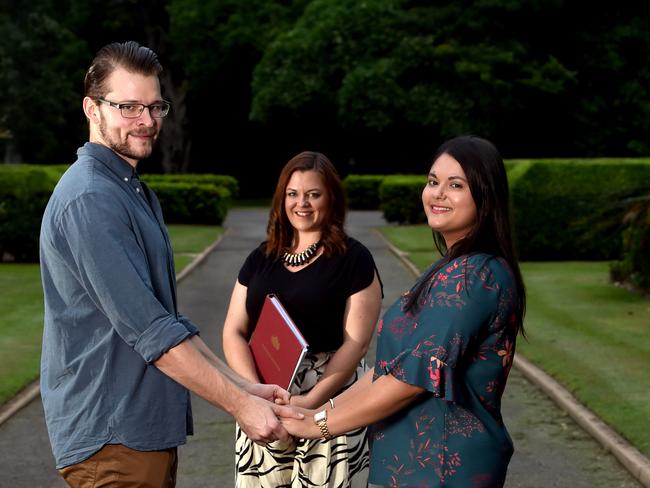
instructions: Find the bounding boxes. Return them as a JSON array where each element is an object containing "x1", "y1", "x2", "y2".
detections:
[{"x1": 264, "y1": 151, "x2": 347, "y2": 258}]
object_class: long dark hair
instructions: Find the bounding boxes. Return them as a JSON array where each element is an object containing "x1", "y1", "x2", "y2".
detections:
[
  {"x1": 264, "y1": 151, "x2": 347, "y2": 258},
  {"x1": 404, "y1": 135, "x2": 526, "y2": 335}
]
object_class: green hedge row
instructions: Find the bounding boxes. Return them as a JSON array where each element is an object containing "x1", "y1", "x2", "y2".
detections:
[
  {"x1": 343, "y1": 159, "x2": 650, "y2": 260},
  {"x1": 510, "y1": 159, "x2": 650, "y2": 260},
  {"x1": 147, "y1": 181, "x2": 231, "y2": 225},
  {"x1": 0, "y1": 165, "x2": 68, "y2": 261},
  {"x1": 0, "y1": 165, "x2": 236, "y2": 262},
  {"x1": 343, "y1": 175, "x2": 385, "y2": 209},
  {"x1": 379, "y1": 175, "x2": 426, "y2": 224},
  {"x1": 142, "y1": 173, "x2": 239, "y2": 199}
]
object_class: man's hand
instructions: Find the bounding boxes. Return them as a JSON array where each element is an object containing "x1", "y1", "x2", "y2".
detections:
[
  {"x1": 234, "y1": 394, "x2": 304, "y2": 444},
  {"x1": 245, "y1": 382, "x2": 291, "y2": 405}
]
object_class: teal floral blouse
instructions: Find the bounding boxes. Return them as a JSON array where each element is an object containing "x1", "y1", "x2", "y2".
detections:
[{"x1": 369, "y1": 253, "x2": 520, "y2": 487}]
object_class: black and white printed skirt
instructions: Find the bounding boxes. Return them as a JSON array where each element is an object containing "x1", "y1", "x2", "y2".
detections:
[{"x1": 234, "y1": 351, "x2": 369, "y2": 488}]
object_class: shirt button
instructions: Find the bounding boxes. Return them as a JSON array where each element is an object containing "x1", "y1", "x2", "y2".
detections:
[
  {"x1": 124, "y1": 177, "x2": 129, "y2": 182},
  {"x1": 136, "y1": 188, "x2": 140, "y2": 192}
]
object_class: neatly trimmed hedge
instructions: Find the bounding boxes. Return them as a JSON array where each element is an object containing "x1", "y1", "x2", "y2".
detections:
[
  {"x1": 356, "y1": 159, "x2": 650, "y2": 260},
  {"x1": 510, "y1": 159, "x2": 650, "y2": 260},
  {"x1": 0, "y1": 165, "x2": 68, "y2": 262},
  {"x1": 344, "y1": 174, "x2": 427, "y2": 222},
  {"x1": 142, "y1": 174, "x2": 239, "y2": 199},
  {"x1": 147, "y1": 182, "x2": 231, "y2": 225},
  {"x1": 0, "y1": 165, "x2": 237, "y2": 262},
  {"x1": 379, "y1": 175, "x2": 426, "y2": 224},
  {"x1": 343, "y1": 175, "x2": 385, "y2": 209}
]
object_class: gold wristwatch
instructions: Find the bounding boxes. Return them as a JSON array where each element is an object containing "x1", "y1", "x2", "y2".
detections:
[{"x1": 313, "y1": 410, "x2": 333, "y2": 440}]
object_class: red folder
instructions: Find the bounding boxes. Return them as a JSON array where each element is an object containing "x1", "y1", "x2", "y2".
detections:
[{"x1": 249, "y1": 294, "x2": 309, "y2": 390}]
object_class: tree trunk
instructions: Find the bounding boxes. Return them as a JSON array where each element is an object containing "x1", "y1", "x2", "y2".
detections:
[
  {"x1": 141, "y1": 3, "x2": 191, "y2": 174},
  {"x1": 3, "y1": 138, "x2": 22, "y2": 164},
  {"x1": 159, "y1": 69, "x2": 191, "y2": 174}
]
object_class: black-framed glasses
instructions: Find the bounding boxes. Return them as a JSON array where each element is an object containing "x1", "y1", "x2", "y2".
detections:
[{"x1": 96, "y1": 98, "x2": 171, "y2": 118}]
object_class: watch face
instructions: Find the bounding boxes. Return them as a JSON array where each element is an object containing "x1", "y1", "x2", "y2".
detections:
[{"x1": 314, "y1": 410, "x2": 327, "y2": 422}]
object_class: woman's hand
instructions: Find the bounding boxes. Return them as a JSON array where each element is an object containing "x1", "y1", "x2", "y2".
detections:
[{"x1": 281, "y1": 415, "x2": 321, "y2": 440}]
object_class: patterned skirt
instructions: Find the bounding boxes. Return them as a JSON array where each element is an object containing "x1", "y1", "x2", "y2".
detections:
[{"x1": 234, "y1": 351, "x2": 369, "y2": 488}]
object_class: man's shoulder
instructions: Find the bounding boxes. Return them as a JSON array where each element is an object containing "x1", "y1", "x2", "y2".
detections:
[{"x1": 52, "y1": 152, "x2": 117, "y2": 203}]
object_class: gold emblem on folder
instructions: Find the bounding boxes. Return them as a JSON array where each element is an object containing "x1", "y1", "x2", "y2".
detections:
[{"x1": 271, "y1": 335, "x2": 280, "y2": 351}]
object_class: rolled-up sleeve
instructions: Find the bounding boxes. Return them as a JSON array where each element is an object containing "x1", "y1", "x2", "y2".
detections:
[
  {"x1": 178, "y1": 314, "x2": 201, "y2": 336},
  {"x1": 55, "y1": 191, "x2": 192, "y2": 363}
]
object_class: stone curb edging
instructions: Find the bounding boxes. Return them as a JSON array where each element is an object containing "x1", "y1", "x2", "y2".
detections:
[
  {"x1": 375, "y1": 229, "x2": 650, "y2": 488},
  {"x1": 0, "y1": 230, "x2": 228, "y2": 428},
  {"x1": 514, "y1": 355, "x2": 650, "y2": 487},
  {"x1": 176, "y1": 229, "x2": 228, "y2": 284},
  {"x1": 0, "y1": 381, "x2": 40, "y2": 426}
]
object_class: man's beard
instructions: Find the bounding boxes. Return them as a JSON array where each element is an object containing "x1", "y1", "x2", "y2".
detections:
[{"x1": 98, "y1": 117, "x2": 158, "y2": 162}]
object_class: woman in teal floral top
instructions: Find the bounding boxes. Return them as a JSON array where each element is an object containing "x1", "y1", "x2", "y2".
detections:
[{"x1": 282, "y1": 135, "x2": 526, "y2": 487}]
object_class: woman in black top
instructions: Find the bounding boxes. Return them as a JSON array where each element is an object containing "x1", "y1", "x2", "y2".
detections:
[{"x1": 223, "y1": 151, "x2": 383, "y2": 487}]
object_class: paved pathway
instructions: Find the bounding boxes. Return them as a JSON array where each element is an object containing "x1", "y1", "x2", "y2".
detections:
[{"x1": 0, "y1": 209, "x2": 642, "y2": 487}]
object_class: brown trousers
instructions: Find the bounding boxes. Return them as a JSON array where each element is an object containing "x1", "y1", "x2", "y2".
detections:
[{"x1": 58, "y1": 444, "x2": 177, "y2": 488}]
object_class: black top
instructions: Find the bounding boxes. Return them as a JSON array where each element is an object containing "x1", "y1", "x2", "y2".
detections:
[{"x1": 239, "y1": 238, "x2": 381, "y2": 352}]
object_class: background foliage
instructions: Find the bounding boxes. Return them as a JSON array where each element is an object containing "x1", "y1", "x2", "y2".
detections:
[
  {"x1": 0, "y1": 165, "x2": 232, "y2": 262},
  {"x1": 1, "y1": 0, "x2": 650, "y2": 196}
]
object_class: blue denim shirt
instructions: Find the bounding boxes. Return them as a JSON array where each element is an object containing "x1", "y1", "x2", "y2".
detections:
[{"x1": 40, "y1": 142, "x2": 199, "y2": 468}]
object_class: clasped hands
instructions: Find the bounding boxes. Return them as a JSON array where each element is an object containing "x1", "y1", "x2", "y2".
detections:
[
  {"x1": 234, "y1": 382, "x2": 304, "y2": 445},
  {"x1": 236, "y1": 385, "x2": 326, "y2": 444},
  {"x1": 279, "y1": 393, "x2": 324, "y2": 441}
]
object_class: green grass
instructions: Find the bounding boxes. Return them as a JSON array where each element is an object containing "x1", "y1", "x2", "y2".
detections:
[
  {"x1": 0, "y1": 224, "x2": 222, "y2": 406},
  {"x1": 0, "y1": 264, "x2": 44, "y2": 404},
  {"x1": 174, "y1": 255, "x2": 195, "y2": 272},
  {"x1": 379, "y1": 225, "x2": 650, "y2": 456},
  {"x1": 167, "y1": 224, "x2": 223, "y2": 255},
  {"x1": 379, "y1": 225, "x2": 441, "y2": 268},
  {"x1": 167, "y1": 224, "x2": 223, "y2": 272},
  {"x1": 519, "y1": 261, "x2": 650, "y2": 455}
]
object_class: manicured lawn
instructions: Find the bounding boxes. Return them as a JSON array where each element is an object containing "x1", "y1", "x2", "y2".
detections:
[
  {"x1": 167, "y1": 225, "x2": 223, "y2": 256},
  {"x1": 519, "y1": 261, "x2": 650, "y2": 455},
  {"x1": 378, "y1": 226, "x2": 650, "y2": 456},
  {"x1": 0, "y1": 224, "x2": 221, "y2": 406},
  {"x1": 0, "y1": 264, "x2": 43, "y2": 404},
  {"x1": 379, "y1": 225, "x2": 441, "y2": 268}
]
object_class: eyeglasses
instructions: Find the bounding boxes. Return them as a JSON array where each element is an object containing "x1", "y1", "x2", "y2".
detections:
[{"x1": 96, "y1": 98, "x2": 171, "y2": 118}]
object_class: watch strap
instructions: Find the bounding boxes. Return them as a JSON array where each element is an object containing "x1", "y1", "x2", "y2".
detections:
[{"x1": 315, "y1": 411, "x2": 333, "y2": 440}]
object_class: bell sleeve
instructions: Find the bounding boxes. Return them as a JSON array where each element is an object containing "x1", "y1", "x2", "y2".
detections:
[{"x1": 375, "y1": 254, "x2": 512, "y2": 402}]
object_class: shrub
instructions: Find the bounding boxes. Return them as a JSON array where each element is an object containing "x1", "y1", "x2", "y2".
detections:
[
  {"x1": 379, "y1": 175, "x2": 426, "y2": 224},
  {"x1": 0, "y1": 165, "x2": 235, "y2": 262},
  {"x1": 343, "y1": 175, "x2": 386, "y2": 209},
  {"x1": 147, "y1": 181, "x2": 231, "y2": 225},
  {"x1": 610, "y1": 195, "x2": 650, "y2": 291},
  {"x1": 0, "y1": 165, "x2": 68, "y2": 262},
  {"x1": 510, "y1": 159, "x2": 650, "y2": 260},
  {"x1": 142, "y1": 174, "x2": 239, "y2": 199}
]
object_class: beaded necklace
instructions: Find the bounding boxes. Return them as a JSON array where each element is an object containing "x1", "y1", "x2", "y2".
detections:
[{"x1": 282, "y1": 241, "x2": 321, "y2": 267}]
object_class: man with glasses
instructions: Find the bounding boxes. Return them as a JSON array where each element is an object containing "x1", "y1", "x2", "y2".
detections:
[{"x1": 39, "y1": 41, "x2": 299, "y2": 488}]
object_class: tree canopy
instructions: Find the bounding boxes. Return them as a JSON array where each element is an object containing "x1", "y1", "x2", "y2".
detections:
[{"x1": 1, "y1": 0, "x2": 648, "y2": 193}]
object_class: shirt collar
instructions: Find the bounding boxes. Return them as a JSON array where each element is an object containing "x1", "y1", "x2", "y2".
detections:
[{"x1": 78, "y1": 142, "x2": 138, "y2": 180}]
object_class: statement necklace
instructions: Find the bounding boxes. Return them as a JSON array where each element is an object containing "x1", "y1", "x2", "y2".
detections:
[{"x1": 282, "y1": 241, "x2": 321, "y2": 267}]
